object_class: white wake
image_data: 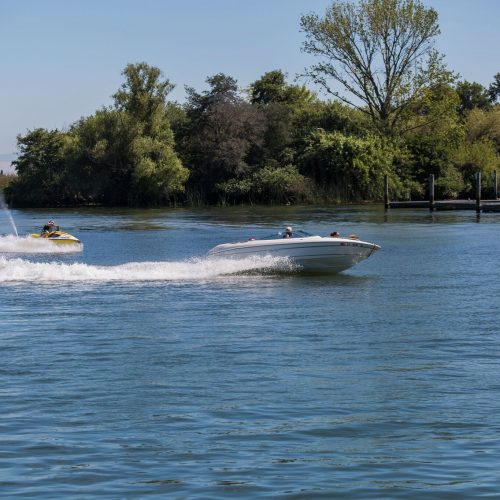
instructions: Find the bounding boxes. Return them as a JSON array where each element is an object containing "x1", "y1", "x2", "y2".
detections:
[
  {"x1": 0, "y1": 235, "x2": 83, "y2": 254},
  {"x1": 0, "y1": 255, "x2": 296, "y2": 283}
]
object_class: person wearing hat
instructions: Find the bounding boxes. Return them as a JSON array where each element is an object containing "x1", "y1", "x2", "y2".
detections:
[{"x1": 283, "y1": 226, "x2": 293, "y2": 238}]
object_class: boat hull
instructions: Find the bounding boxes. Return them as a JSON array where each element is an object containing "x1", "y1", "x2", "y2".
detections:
[
  {"x1": 208, "y1": 236, "x2": 380, "y2": 273},
  {"x1": 31, "y1": 232, "x2": 81, "y2": 245}
]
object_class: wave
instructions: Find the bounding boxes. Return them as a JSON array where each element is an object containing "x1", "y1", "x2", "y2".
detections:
[
  {"x1": 0, "y1": 255, "x2": 296, "y2": 283},
  {"x1": 0, "y1": 235, "x2": 83, "y2": 254}
]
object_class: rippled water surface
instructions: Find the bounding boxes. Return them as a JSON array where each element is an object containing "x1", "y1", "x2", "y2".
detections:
[{"x1": 1, "y1": 206, "x2": 500, "y2": 498}]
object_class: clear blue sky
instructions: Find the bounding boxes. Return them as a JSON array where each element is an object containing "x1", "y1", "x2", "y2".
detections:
[{"x1": 1, "y1": 0, "x2": 499, "y2": 172}]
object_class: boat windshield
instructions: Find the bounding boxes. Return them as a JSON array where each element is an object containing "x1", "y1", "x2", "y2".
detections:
[{"x1": 255, "y1": 229, "x2": 315, "y2": 240}]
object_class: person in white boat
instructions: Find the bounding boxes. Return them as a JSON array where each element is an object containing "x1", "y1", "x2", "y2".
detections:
[
  {"x1": 283, "y1": 226, "x2": 293, "y2": 238},
  {"x1": 330, "y1": 231, "x2": 341, "y2": 237}
]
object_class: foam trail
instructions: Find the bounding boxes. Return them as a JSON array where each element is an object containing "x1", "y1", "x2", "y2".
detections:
[
  {"x1": 0, "y1": 235, "x2": 83, "y2": 254},
  {"x1": 0, "y1": 255, "x2": 295, "y2": 283}
]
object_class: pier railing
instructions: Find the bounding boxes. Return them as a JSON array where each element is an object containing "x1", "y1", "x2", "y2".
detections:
[{"x1": 384, "y1": 171, "x2": 500, "y2": 213}]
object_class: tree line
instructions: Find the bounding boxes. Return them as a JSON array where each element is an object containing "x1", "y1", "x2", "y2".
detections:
[{"x1": 5, "y1": 0, "x2": 500, "y2": 207}]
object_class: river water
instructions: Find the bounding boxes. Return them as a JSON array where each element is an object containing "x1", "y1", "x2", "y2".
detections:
[{"x1": 1, "y1": 206, "x2": 500, "y2": 498}]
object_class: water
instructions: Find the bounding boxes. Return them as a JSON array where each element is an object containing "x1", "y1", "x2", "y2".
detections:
[{"x1": 1, "y1": 206, "x2": 500, "y2": 498}]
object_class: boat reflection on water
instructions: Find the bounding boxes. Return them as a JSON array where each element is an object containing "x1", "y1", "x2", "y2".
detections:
[{"x1": 208, "y1": 229, "x2": 380, "y2": 273}]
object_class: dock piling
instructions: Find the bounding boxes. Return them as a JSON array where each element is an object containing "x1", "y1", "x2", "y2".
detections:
[
  {"x1": 476, "y1": 172, "x2": 482, "y2": 214},
  {"x1": 429, "y1": 174, "x2": 435, "y2": 211},
  {"x1": 384, "y1": 174, "x2": 389, "y2": 210}
]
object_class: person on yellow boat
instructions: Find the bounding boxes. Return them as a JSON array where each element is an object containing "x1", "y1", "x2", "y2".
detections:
[{"x1": 41, "y1": 220, "x2": 59, "y2": 235}]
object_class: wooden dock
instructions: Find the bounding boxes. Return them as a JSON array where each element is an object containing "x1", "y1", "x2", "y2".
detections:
[{"x1": 384, "y1": 172, "x2": 500, "y2": 213}]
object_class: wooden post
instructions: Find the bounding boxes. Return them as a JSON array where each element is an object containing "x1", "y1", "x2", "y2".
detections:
[
  {"x1": 429, "y1": 174, "x2": 435, "y2": 211},
  {"x1": 476, "y1": 171, "x2": 481, "y2": 213},
  {"x1": 384, "y1": 174, "x2": 389, "y2": 210},
  {"x1": 493, "y1": 170, "x2": 498, "y2": 199}
]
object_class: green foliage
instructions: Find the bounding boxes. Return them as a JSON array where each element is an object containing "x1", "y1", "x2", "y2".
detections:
[
  {"x1": 216, "y1": 165, "x2": 310, "y2": 204},
  {"x1": 301, "y1": 0, "x2": 444, "y2": 134},
  {"x1": 433, "y1": 165, "x2": 464, "y2": 199},
  {"x1": 454, "y1": 111, "x2": 500, "y2": 193},
  {"x1": 9, "y1": 63, "x2": 187, "y2": 207},
  {"x1": 388, "y1": 147, "x2": 426, "y2": 200},
  {"x1": 400, "y1": 82, "x2": 466, "y2": 198},
  {"x1": 404, "y1": 133, "x2": 465, "y2": 198},
  {"x1": 7, "y1": 129, "x2": 75, "y2": 206},
  {"x1": 252, "y1": 164, "x2": 311, "y2": 203},
  {"x1": 130, "y1": 133, "x2": 189, "y2": 205},
  {"x1": 402, "y1": 83, "x2": 462, "y2": 137},
  {"x1": 7, "y1": 58, "x2": 499, "y2": 208},
  {"x1": 214, "y1": 178, "x2": 253, "y2": 204},
  {"x1": 249, "y1": 70, "x2": 316, "y2": 107},
  {"x1": 113, "y1": 62, "x2": 175, "y2": 130},
  {"x1": 113, "y1": 63, "x2": 188, "y2": 204},
  {"x1": 70, "y1": 109, "x2": 139, "y2": 205},
  {"x1": 456, "y1": 80, "x2": 491, "y2": 115},
  {"x1": 465, "y1": 107, "x2": 500, "y2": 151},
  {"x1": 0, "y1": 173, "x2": 16, "y2": 192},
  {"x1": 453, "y1": 139, "x2": 499, "y2": 184},
  {"x1": 298, "y1": 129, "x2": 394, "y2": 200},
  {"x1": 182, "y1": 74, "x2": 265, "y2": 202}
]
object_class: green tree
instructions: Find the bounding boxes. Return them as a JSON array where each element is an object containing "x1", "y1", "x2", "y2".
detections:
[
  {"x1": 249, "y1": 69, "x2": 315, "y2": 106},
  {"x1": 402, "y1": 82, "x2": 465, "y2": 197},
  {"x1": 129, "y1": 129, "x2": 188, "y2": 206},
  {"x1": 455, "y1": 107, "x2": 500, "y2": 195},
  {"x1": 248, "y1": 70, "x2": 316, "y2": 169},
  {"x1": 251, "y1": 164, "x2": 310, "y2": 203},
  {"x1": 299, "y1": 129, "x2": 394, "y2": 200},
  {"x1": 456, "y1": 80, "x2": 491, "y2": 115},
  {"x1": 465, "y1": 107, "x2": 500, "y2": 150},
  {"x1": 183, "y1": 74, "x2": 265, "y2": 202},
  {"x1": 113, "y1": 62, "x2": 175, "y2": 133},
  {"x1": 301, "y1": 0, "x2": 447, "y2": 134},
  {"x1": 70, "y1": 109, "x2": 139, "y2": 205},
  {"x1": 216, "y1": 165, "x2": 310, "y2": 204},
  {"x1": 453, "y1": 139, "x2": 499, "y2": 195},
  {"x1": 7, "y1": 129, "x2": 74, "y2": 206},
  {"x1": 112, "y1": 63, "x2": 188, "y2": 204}
]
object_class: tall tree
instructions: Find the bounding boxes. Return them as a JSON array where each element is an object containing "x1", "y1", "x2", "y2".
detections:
[
  {"x1": 113, "y1": 62, "x2": 175, "y2": 132},
  {"x1": 183, "y1": 74, "x2": 265, "y2": 201},
  {"x1": 301, "y1": 0, "x2": 446, "y2": 134},
  {"x1": 113, "y1": 63, "x2": 188, "y2": 204}
]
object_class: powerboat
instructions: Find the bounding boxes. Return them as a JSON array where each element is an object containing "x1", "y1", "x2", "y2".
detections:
[
  {"x1": 31, "y1": 230, "x2": 81, "y2": 245},
  {"x1": 208, "y1": 229, "x2": 380, "y2": 273}
]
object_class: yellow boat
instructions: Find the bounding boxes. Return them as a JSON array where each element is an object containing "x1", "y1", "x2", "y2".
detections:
[{"x1": 31, "y1": 230, "x2": 81, "y2": 245}]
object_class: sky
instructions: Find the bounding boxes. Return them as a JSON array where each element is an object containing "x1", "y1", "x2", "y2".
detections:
[{"x1": 1, "y1": 0, "x2": 499, "y2": 173}]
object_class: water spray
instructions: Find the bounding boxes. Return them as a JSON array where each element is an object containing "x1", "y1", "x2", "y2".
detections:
[{"x1": 0, "y1": 191, "x2": 18, "y2": 237}]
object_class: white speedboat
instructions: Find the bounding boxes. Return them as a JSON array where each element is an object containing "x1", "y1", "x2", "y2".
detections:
[{"x1": 208, "y1": 230, "x2": 380, "y2": 273}]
